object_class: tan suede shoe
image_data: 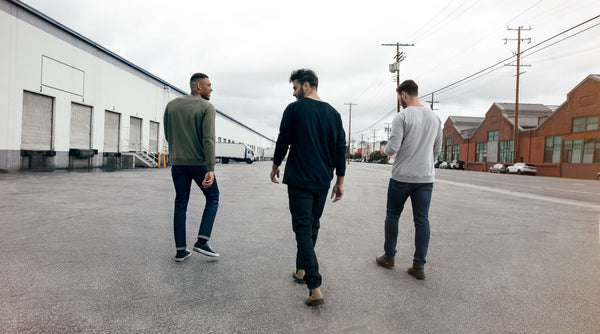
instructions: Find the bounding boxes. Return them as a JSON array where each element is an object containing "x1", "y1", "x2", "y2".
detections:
[
  {"x1": 305, "y1": 288, "x2": 324, "y2": 307},
  {"x1": 292, "y1": 269, "x2": 306, "y2": 284}
]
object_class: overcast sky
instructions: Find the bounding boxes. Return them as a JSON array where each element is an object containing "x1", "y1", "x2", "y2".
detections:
[{"x1": 21, "y1": 0, "x2": 600, "y2": 143}]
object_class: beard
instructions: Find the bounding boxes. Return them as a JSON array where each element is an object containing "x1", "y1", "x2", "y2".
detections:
[
  {"x1": 296, "y1": 86, "x2": 305, "y2": 99},
  {"x1": 400, "y1": 96, "x2": 407, "y2": 108}
]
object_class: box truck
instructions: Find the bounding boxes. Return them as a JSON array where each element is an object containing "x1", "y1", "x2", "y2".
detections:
[{"x1": 216, "y1": 142, "x2": 255, "y2": 164}]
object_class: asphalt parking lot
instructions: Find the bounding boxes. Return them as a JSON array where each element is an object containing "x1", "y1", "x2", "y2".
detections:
[{"x1": 1, "y1": 162, "x2": 599, "y2": 333}]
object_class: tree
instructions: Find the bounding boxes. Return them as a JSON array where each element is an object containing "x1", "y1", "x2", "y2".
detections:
[{"x1": 370, "y1": 151, "x2": 383, "y2": 161}]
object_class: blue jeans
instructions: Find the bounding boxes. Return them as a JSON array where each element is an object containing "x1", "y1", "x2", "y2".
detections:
[
  {"x1": 287, "y1": 186, "x2": 329, "y2": 290},
  {"x1": 384, "y1": 179, "x2": 433, "y2": 268},
  {"x1": 171, "y1": 165, "x2": 219, "y2": 250}
]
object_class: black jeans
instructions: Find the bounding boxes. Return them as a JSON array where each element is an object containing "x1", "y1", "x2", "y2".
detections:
[
  {"x1": 171, "y1": 165, "x2": 219, "y2": 250},
  {"x1": 287, "y1": 186, "x2": 328, "y2": 290}
]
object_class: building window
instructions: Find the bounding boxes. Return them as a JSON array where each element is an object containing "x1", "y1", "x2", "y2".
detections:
[
  {"x1": 499, "y1": 140, "x2": 514, "y2": 163},
  {"x1": 452, "y1": 145, "x2": 459, "y2": 160},
  {"x1": 572, "y1": 115, "x2": 599, "y2": 132},
  {"x1": 445, "y1": 138, "x2": 452, "y2": 161},
  {"x1": 563, "y1": 137, "x2": 600, "y2": 163},
  {"x1": 475, "y1": 142, "x2": 487, "y2": 162},
  {"x1": 488, "y1": 130, "x2": 499, "y2": 142},
  {"x1": 544, "y1": 136, "x2": 561, "y2": 163}
]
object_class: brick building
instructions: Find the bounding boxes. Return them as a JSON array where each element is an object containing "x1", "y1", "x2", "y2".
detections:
[{"x1": 441, "y1": 74, "x2": 600, "y2": 179}]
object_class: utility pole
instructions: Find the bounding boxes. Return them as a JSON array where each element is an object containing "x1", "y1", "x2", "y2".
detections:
[
  {"x1": 372, "y1": 129, "x2": 377, "y2": 155},
  {"x1": 344, "y1": 102, "x2": 356, "y2": 164},
  {"x1": 382, "y1": 43, "x2": 414, "y2": 113},
  {"x1": 384, "y1": 123, "x2": 391, "y2": 139},
  {"x1": 504, "y1": 26, "x2": 531, "y2": 163},
  {"x1": 426, "y1": 93, "x2": 439, "y2": 110},
  {"x1": 360, "y1": 134, "x2": 364, "y2": 160}
]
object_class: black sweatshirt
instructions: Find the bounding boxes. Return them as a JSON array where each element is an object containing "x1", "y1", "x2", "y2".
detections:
[{"x1": 273, "y1": 98, "x2": 346, "y2": 189}]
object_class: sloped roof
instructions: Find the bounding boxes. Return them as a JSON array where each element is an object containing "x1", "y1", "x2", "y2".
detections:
[
  {"x1": 495, "y1": 103, "x2": 554, "y2": 129},
  {"x1": 448, "y1": 116, "x2": 485, "y2": 139}
]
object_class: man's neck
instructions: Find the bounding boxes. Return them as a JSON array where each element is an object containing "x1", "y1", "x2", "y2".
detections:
[
  {"x1": 406, "y1": 96, "x2": 423, "y2": 108},
  {"x1": 304, "y1": 87, "x2": 321, "y2": 101}
]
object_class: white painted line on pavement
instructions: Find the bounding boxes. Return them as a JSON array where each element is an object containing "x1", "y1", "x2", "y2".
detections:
[
  {"x1": 440, "y1": 174, "x2": 599, "y2": 196},
  {"x1": 436, "y1": 178, "x2": 600, "y2": 212}
]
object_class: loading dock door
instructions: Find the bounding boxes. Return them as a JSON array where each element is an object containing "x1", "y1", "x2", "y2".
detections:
[
  {"x1": 129, "y1": 117, "x2": 142, "y2": 151},
  {"x1": 70, "y1": 103, "x2": 92, "y2": 149},
  {"x1": 104, "y1": 111, "x2": 120, "y2": 152},
  {"x1": 149, "y1": 121, "x2": 159, "y2": 153},
  {"x1": 21, "y1": 91, "x2": 53, "y2": 150}
]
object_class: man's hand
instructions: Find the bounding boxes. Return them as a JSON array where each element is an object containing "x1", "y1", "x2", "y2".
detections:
[
  {"x1": 202, "y1": 171, "x2": 214, "y2": 188},
  {"x1": 270, "y1": 164, "x2": 280, "y2": 184},
  {"x1": 331, "y1": 176, "x2": 344, "y2": 202},
  {"x1": 380, "y1": 146, "x2": 386, "y2": 156}
]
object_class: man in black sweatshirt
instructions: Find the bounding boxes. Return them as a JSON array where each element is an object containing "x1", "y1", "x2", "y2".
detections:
[{"x1": 270, "y1": 69, "x2": 346, "y2": 306}]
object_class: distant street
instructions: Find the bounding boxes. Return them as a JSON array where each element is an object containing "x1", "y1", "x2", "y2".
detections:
[{"x1": 1, "y1": 162, "x2": 599, "y2": 333}]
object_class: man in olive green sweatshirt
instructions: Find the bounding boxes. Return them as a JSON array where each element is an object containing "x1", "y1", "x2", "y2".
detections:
[{"x1": 164, "y1": 72, "x2": 219, "y2": 262}]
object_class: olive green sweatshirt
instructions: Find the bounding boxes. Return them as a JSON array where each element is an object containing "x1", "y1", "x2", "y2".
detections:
[{"x1": 163, "y1": 95, "x2": 216, "y2": 171}]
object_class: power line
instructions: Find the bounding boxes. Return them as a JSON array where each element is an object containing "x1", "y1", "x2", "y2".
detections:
[
  {"x1": 419, "y1": 13, "x2": 600, "y2": 100},
  {"x1": 354, "y1": 106, "x2": 396, "y2": 134},
  {"x1": 356, "y1": 14, "x2": 600, "y2": 135}
]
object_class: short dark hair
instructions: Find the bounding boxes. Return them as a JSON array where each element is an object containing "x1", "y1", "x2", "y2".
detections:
[
  {"x1": 289, "y1": 69, "x2": 318, "y2": 88},
  {"x1": 396, "y1": 79, "x2": 418, "y2": 96},
  {"x1": 190, "y1": 72, "x2": 209, "y2": 85}
]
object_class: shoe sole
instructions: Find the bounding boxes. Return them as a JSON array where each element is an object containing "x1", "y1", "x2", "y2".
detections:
[
  {"x1": 175, "y1": 253, "x2": 191, "y2": 262},
  {"x1": 305, "y1": 298, "x2": 324, "y2": 307},
  {"x1": 407, "y1": 269, "x2": 425, "y2": 280},
  {"x1": 409, "y1": 275, "x2": 425, "y2": 280},
  {"x1": 376, "y1": 258, "x2": 394, "y2": 269},
  {"x1": 193, "y1": 247, "x2": 220, "y2": 257},
  {"x1": 292, "y1": 273, "x2": 306, "y2": 284}
]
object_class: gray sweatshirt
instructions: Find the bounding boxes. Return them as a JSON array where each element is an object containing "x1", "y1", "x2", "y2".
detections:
[{"x1": 384, "y1": 105, "x2": 443, "y2": 183}]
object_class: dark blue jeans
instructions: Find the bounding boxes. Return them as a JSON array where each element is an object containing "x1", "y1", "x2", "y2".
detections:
[
  {"x1": 171, "y1": 165, "x2": 219, "y2": 251},
  {"x1": 384, "y1": 179, "x2": 433, "y2": 268},
  {"x1": 287, "y1": 186, "x2": 329, "y2": 290}
]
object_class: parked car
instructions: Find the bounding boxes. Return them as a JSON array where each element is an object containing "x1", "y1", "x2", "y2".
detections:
[
  {"x1": 448, "y1": 160, "x2": 465, "y2": 170},
  {"x1": 597, "y1": 172, "x2": 600, "y2": 180},
  {"x1": 489, "y1": 163, "x2": 508, "y2": 173},
  {"x1": 434, "y1": 160, "x2": 441, "y2": 168},
  {"x1": 438, "y1": 161, "x2": 449, "y2": 169},
  {"x1": 507, "y1": 163, "x2": 537, "y2": 175}
]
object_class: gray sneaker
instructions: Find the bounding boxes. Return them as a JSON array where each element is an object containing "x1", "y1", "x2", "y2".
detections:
[{"x1": 193, "y1": 241, "x2": 220, "y2": 257}]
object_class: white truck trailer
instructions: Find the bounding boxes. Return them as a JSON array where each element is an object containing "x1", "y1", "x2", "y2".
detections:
[
  {"x1": 263, "y1": 147, "x2": 274, "y2": 161},
  {"x1": 215, "y1": 142, "x2": 255, "y2": 164}
]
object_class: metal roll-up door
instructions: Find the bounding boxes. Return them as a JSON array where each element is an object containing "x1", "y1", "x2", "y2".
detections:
[
  {"x1": 21, "y1": 91, "x2": 53, "y2": 150},
  {"x1": 149, "y1": 121, "x2": 159, "y2": 153},
  {"x1": 129, "y1": 117, "x2": 142, "y2": 151},
  {"x1": 70, "y1": 103, "x2": 92, "y2": 149},
  {"x1": 104, "y1": 111, "x2": 120, "y2": 152}
]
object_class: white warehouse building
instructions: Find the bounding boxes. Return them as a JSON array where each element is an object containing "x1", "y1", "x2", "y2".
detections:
[{"x1": 0, "y1": 0, "x2": 275, "y2": 172}]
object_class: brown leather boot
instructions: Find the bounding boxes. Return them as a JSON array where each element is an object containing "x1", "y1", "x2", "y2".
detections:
[
  {"x1": 305, "y1": 287, "x2": 324, "y2": 307},
  {"x1": 376, "y1": 255, "x2": 395, "y2": 269},
  {"x1": 407, "y1": 267, "x2": 425, "y2": 279}
]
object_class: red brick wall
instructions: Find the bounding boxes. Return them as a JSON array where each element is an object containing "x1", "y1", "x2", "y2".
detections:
[{"x1": 446, "y1": 77, "x2": 600, "y2": 179}]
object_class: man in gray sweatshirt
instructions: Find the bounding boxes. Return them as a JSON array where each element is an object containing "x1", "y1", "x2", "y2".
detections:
[{"x1": 375, "y1": 80, "x2": 442, "y2": 280}]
